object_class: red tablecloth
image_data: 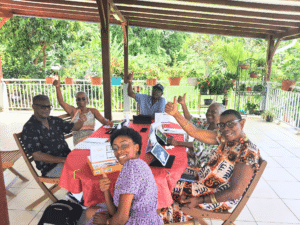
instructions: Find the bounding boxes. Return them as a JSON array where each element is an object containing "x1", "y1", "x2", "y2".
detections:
[{"x1": 59, "y1": 123, "x2": 187, "y2": 209}]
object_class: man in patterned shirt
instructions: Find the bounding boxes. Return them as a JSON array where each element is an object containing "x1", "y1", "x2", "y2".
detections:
[{"x1": 21, "y1": 95, "x2": 86, "y2": 178}]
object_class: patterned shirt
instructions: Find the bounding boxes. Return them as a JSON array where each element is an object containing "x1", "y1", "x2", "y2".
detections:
[
  {"x1": 188, "y1": 116, "x2": 218, "y2": 168},
  {"x1": 135, "y1": 93, "x2": 166, "y2": 117},
  {"x1": 21, "y1": 115, "x2": 74, "y2": 176}
]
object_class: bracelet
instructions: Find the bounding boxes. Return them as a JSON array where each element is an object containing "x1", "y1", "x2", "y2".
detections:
[
  {"x1": 210, "y1": 194, "x2": 218, "y2": 205},
  {"x1": 182, "y1": 121, "x2": 189, "y2": 129},
  {"x1": 202, "y1": 195, "x2": 205, "y2": 204}
]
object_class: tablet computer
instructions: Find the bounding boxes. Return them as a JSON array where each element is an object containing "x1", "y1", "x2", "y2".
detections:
[
  {"x1": 155, "y1": 129, "x2": 168, "y2": 145},
  {"x1": 150, "y1": 142, "x2": 170, "y2": 167}
]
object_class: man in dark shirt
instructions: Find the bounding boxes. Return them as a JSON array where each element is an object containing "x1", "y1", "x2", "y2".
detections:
[{"x1": 21, "y1": 95, "x2": 86, "y2": 177}]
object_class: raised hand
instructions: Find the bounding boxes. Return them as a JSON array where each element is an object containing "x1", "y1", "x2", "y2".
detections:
[
  {"x1": 165, "y1": 96, "x2": 178, "y2": 116},
  {"x1": 99, "y1": 168, "x2": 111, "y2": 192},
  {"x1": 125, "y1": 72, "x2": 134, "y2": 84},
  {"x1": 178, "y1": 93, "x2": 186, "y2": 105},
  {"x1": 53, "y1": 76, "x2": 61, "y2": 88},
  {"x1": 106, "y1": 119, "x2": 114, "y2": 127}
]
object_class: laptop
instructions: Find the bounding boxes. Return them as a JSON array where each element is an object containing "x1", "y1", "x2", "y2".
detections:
[
  {"x1": 133, "y1": 115, "x2": 152, "y2": 124},
  {"x1": 149, "y1": 142, "x2": 175, "y2": 168}
]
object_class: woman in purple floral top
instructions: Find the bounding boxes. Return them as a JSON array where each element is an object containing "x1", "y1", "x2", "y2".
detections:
[{"x1": 85, "y1": 128, "x2": 163, "y2": 225}]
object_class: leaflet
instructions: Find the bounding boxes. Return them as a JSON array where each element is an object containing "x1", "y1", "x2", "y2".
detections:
[{"x1": 74, "y1": 138, "x2": 109, "y2": 150}]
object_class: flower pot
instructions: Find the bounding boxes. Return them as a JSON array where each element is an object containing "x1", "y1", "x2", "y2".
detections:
[
  {"x1": 223, "y1": 88, "x2": 228, "y2": 93},
  {"x1": 232, "y1": 79, "x2": 236, "y2": 85},
  {"x1": 240, "y1": 64, "x2": 250, "y2": 69},
  {"x1": 266, "y1": 115, "x2": 273, "y2": 122},
  {"x1": 91, "y1": 76, "x2": 102, "y2": 85},
  {"x1": 111, "y1": 77, "x2": 122, "y2": 85},
  {"x1": 200, "y1": 87, "x2": 208, "y2": 95},
  {"x1": 65, "y1": 78, "x2": 74, "y2": 85},
  {"x1": 169, "y1": 77, "x2": 181, "y2": 86},
  {"x1": 209, "y1": 89, "x2": 216, "y2": 95},
  {"x1": 146, "y1": 78, "x2": 157, "y2": 86},
  {"x1": 45, "y1": 77, "x2": 55, "y2": 84},
  {"x1": 250, "y1": 72, "x2": 258, "y2": 78},
  {"x1": 284, "y1": 113, "x2": 292, "y2": 123},
  {"x1": 216, "y1": 89, "x2": 223, "y2": 95},
  {"x1": 247, "y1": 87, "x2": 252, "y2": 91},
  {"x1": 204, "y1": 99, "x2": 213, "y2": 105},
  {"x1": 222, "y1": 99, "x2": 228, "y2": 106},
  {"x1": 282, "y1": 79, "x2": 296, "y2": 91},
  {"x1": 187, "y1": 77, "x2": 197, "y2": 86}
]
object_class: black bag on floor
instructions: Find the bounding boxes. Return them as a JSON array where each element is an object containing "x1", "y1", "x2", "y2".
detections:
[{"x1": 38, "y1": 200, "x2": 83, "y2": 225}]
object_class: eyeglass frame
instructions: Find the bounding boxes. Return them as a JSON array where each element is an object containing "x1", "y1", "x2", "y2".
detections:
[
  {"x1": 153, "y1": 88, "x2": 163, "y2": 93},
  {"x1": 217, "y1": 119, "x2": 241, "y2": 130},
  {"x1": 33, "y1": 104, "x2": 53, "y2": 110},
  {"x1": 76, "y1": 97, "x2": 87, "y2": 102},
  {"x1": 111, "y1": 141, "x2": 136, "y2": 152}
]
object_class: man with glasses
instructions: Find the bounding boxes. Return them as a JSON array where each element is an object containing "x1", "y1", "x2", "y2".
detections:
[
  {"x1": 21, "y1": 95, "x2": 86, "y2": 178},
  {"x1": 125, "y1": 73, "x2": 166, "y2": 117}
]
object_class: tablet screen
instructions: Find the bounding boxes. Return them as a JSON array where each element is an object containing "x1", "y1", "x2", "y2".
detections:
[
  {"x1": 151, "y1": 142, "x2": 170, "y2": 167},
  {"x1": 155, "y1": 129, "x2": 167, "y2": 144}
]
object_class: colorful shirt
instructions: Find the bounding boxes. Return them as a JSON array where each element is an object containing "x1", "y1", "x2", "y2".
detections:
[
  {"x1": 160, "y1": 134, "x2": 260, "y2": 223},
  {"x1": 85, "y1": 158, "x2": 163, "y2": 225},
  {"x1": 188, "y1": 116, "x2": 218, "y2": 168},
  {"x1": 21, "y1": 115, "x2": 74, "y2": 176},
  {"x1": 135, "y1": 93, "x2": 166, "y2": 117},
  {"x1": 71, "y1": 109, "x2": 95, "y2": 145}
]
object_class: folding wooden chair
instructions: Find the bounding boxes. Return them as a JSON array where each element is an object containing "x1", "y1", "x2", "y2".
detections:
[
  {"x1": 181, "y1": 157, "x2": 267, "y2": 225},
  {"x1": 1, "y1": 150, "x2": 29, "y2": 197},
  {"x1": 13, "y1": 133, "x2": 61, "y2": 210},
  {"x1": 58, "y1": 113, "x2": 73, "y2": 139}
]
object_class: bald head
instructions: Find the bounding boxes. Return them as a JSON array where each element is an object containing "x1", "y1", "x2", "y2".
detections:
[{"x1": 210, "y1": 103, "x2": 225, "y2": 114}]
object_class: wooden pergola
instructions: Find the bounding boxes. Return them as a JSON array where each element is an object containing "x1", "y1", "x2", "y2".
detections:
[{"x1": 1, "y1": 0, "x2": 300, "y2": 119}]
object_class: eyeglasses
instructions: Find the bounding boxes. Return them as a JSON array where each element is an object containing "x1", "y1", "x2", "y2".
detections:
[
  {"x1": 34, "y1": 104, "x2": 53, "y2": 110},
  {"x1": 153, "y1": 88, "x2": 163, "y2": 93},
  {"x1": 217, "y1": 119, "x2": 241, "y2": 130},
  {"x1": 112, "y1": 141, "x2": 134, "y2": 152},
  {"x1": 76, "y1": 97, "x2": 86, "y2": 102}
]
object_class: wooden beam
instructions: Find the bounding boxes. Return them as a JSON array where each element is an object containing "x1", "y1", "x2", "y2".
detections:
[
  {"x1": 124, "y1": 23, "x2": 128, "y2": 82},
  {"x1": 118, "y1": 5, "x2": 300, "y2": 28},
  {"x1": 129, "y1": 21, "x2": 267, "y2": 39},
  {"x1": 0, "y1": 155, "x2": 10, "y2": 225},
  {"x1": 109, "y1": 0, "x2": 127, "y2": 24},
  {"x1": 122, "y1": 11, "x2": 286, "y2": 32},
  {"x1": 115, "y1": 0, "x2": 300, "y2": 21},
  {"x1": 0, "y1": 8, "x2": 13, "y2": 18},
  {"x1": 98, "y1": 0, "x2": 112, "y2": 120},
  {"x1": 95, "y1": 0, "x2": 107, "y2": 29},
  {"x1": 275, "y1": 27, "x2": 300, "y2": 39},
  {"x1": 267, "y1": 36, "x2": 281, "y2": 81},
  {"x1": 127, "y1": 16, "x2": 278, "y2": 35}
]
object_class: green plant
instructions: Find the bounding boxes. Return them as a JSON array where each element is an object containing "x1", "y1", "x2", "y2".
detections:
[
  {"x1": 186, "y1": 69, "x2": 198, "y2": 78},
  {"x1": 253, "y1": 84, "x2": 265, "y2": 92},
  {"x1": 256, "y1": 58, "x2": 266, "y2": 68},
  {"x1": 246, "y1": 101, "x2": 258, "y2": 113},
  {"x1": 262, "y1": 110, "x2": 275, "y2": 119},
  {"x1": 239, "y1": 83, "x2": 246, "y2": 91},
  {"x1": 224, "y1": 72, "x2": 238, "y2": 80},
  {"x1": 223, "y1": 79, "x2": 234, "y2": 91}
]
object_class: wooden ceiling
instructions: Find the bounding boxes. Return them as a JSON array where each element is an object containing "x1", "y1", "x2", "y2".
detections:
[{"x1": 1, "y1": 0, "x2": 300, "y2": 40}]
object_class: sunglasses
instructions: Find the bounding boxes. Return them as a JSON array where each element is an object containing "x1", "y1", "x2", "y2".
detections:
[
  {"x1": 34, "y1": 104, "x2": 53, "y2": 110},
  {"x1": 217, "y1": 119, "x2": 241, "y2": 130},
  {"x1": 76, "y1": 97, "x2": 86, "y2": 102},
  {"x1": 153, "y1": 88, "x2": 163, "y2": 93}
]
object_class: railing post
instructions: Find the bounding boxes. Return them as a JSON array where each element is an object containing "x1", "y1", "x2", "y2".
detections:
[
  {"x1": 0, "y1": 82, "x2": 9, "y2": 112},
  {"x1": 123, "y1": 83, "x2": 131, "y2": 113},
  {"x1": 265, "y1": 81, "x2": 271, "y2": 110}
]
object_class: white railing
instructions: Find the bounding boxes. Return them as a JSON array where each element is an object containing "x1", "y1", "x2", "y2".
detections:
[{"x1": 266, "y1": 84, "x2": 300, "y2": 129}]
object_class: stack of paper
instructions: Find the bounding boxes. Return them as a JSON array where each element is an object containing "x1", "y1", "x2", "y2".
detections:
[
  {"x1": 74, "y1": 138, "x2": 109, "y2": 150},
  {"x1": 163, "y1": 128, "x2": 186, "y2": 135}
]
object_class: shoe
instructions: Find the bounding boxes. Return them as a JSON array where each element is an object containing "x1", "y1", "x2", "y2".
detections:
[{"x1": 65, "y1": 192, "x2": 87, "y2": 209}]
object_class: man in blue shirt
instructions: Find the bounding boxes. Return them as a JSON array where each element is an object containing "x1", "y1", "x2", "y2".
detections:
[{"x1": 126, "y1": 73, "x2": 166, "y2": 117}]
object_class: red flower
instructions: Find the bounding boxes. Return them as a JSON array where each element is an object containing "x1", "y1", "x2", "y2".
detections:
[
  {"x1": 201, "y1": 85, "x2": 203, "y2": 88},
  {"x1": 208, "y1": 82, "x2": 210, "y2": 85},
  {"x1": 205, "y1": 80, "x2": 208, "y2": 82}
]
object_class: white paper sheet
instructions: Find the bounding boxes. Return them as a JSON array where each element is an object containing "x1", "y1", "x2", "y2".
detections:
[
  {"x1": 74, "y1": 138, "x2": 109, "y2": 150},
  {"x1": 163, "y1": 128, "x2": 186, "y2": 135}
]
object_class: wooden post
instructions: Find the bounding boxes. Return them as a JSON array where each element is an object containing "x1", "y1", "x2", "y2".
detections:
[
  {"x1": 96, "y1": 0, "x2": 112, "y2": 120},
  {"x1": 0, "y1": 154, "x2": 10, "y2": 225},
  {"x1": 267, "y1": 36, "x2": 281, "y2": 81}
]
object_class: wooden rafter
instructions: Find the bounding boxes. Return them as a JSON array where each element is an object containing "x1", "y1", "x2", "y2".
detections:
[
  {"x1": 275, "y1": 27, "x2": 300, "y2": 39},
  {"x1": 114, "y1": 0, "x2": 300, "y2": 21},
  {"x1": 0, "y1": 8, "x2": 13, "y2": 18},
  {"x1": 118, "y1": 6, "x2": 300, "y2": 28},
  {"x1": 267, "y1": 37, "x2": 281, "y2": 81},
  {"x1": 122, "y1": 11, "x2": 287, "y2": 32},
  {"x1": 109, "y1": 0, "x2": 127, "y2": 24},
  {"x1": 96, "y1": 0, "x2": 107, "y2": 29}
]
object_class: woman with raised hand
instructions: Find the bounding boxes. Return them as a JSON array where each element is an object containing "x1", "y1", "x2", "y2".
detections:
[
  {"x1": 53, "y1": 77, "x2": 113, "y2": 145},
  {"x1": 169, "y1": 93, "x2": 225, "y2": 168},
  {"x1": 160, "y1": 97, "x2": 260, "y2": 223},
  {"x1": 85, "y1": 128, "x2": 163, "y2": 225}
]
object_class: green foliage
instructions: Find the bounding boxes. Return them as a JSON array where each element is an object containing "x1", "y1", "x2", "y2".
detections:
[
  {"x1": 253, "y1": 84, "x2": 265, "y2": 92},
  {"x1": 262, "y1": 110, "x2": 275, "y2": 119},
  {"x1": 246, "y1": 101, "x2": 258, "y2": 112}
]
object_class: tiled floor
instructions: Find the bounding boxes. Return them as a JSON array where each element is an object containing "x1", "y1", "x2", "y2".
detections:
[{"x1": 2, "y1": 111, "x2": 300, "y2": 225}]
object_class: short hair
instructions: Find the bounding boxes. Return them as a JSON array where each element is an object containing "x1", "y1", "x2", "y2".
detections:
[
  {"x1": 220, "y1": 109, "x2": 242, "y2": 120},
  {"x1": 210, "y1": 103, "x2": 226, "y2": 114},
  {"x1": 110, "y1": 127, "x2": 142, "y2": 155},
  {"x1": 76, "y1": 92, "x2": 88, "y2": 98},
  {"x1": 33, "y1": 95, "x2": 49, "y2": 104}
]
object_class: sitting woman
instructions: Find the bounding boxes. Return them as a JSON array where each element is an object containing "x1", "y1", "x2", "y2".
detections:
[
  {"x1": 169, "y1": 93, "x2": 225, "y2": 168},
  {"x1": 161, "y1": 97, "x2": 260, "y2": 223},
  {"x1": 85, "y1": 128, "x2": 163, "y2": 225},
  {"x1": 53, "y1": 78, "x2": 113, "y2": 145}
]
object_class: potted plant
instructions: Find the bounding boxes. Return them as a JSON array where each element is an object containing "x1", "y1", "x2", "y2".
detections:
[
  {"x1": 186, "y1": 69, "x2": 198, "y2": 86},
  {"x1": 256, "y1": 58, "x2": 266, "y2": 69},
  {"x1": 249, "y1": 71, "x2": 258, "y2": 78},
  {"x1": 262, "y1": 110, "x2": 275, "y2": 122},
  {"x1": 239, "y1": 83, "x2": 246, "y2": 91},
  {"x1": 253, "y1": 84, "x2": 265, "y2": 92},
  {"x1": 145, "y1": 68, "x2": 158, "y2": 86},
  {"x1": 45, "y1": 75, "x2": 55, "y2": 84},
  {"x1": 63, "y1": 67, "x2": 76, "y2": 85},
  {"x1": 225, "y1": 72, "x2": 238, "y2": 85},
  {"x1": 246, "y1": 101, "x2": 258, "y2": 114},
  {"x1": 223, "y1": 79, "x2": 234, "y2": 93},
  {"x1": 204, "y1": 99, "x2": 213, "y2": 105},
  {"x1": 168, "y1": 67, "x2": 181, "y2": 86},
  {"x1": 282, "y1": 72, "x2": 299, "y2": 91},
  {"x1": 197, "y1": 77, "x2": 211, "y2": 95},
  {"x1": 90, "y1": 73, "x2": 102, "y2": 85},
  {"x1": 246, "y1": 83, "x2": 252, "y2": 91},
  {"x1": 240, "y1": 64, "x2": 250, "y2": 69}
]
